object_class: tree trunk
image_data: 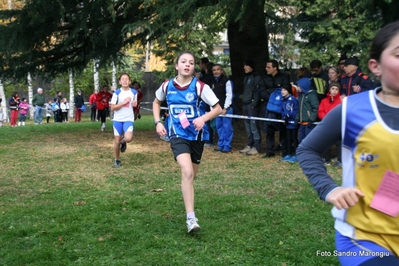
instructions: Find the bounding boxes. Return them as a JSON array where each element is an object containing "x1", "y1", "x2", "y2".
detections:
[
  {"x1": 94, "y1": 60, "x2": 100, "y2": 92},
  {"x1": 0, "y1": 80, "x2": 6, "y2": 121},
  {"x1": 28, "y1": 73, "x2": 33, "y2": 119},
  {"x1": 112, "y1": 61, "x2": 117, "y2": 90},
  {"x1": 227, "y1": 1, "x2": 268, "y2": 97},
  {"x1": 69, "y1": 69, "x2": 75, "y2": 118}
]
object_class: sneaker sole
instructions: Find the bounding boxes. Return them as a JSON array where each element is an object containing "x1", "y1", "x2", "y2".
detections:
[{"x1": 188, "y1": 226, "x2": 201, "y2": 233}]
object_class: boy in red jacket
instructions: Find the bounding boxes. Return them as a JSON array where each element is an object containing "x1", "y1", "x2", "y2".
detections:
[{"x1": 318, "y1": 82, "x2": 342, "y2": 167}]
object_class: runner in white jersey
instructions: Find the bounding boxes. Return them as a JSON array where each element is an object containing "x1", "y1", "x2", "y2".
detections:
[{"x1": 110, "y1": 73, "x2": 137, "y2": 168}]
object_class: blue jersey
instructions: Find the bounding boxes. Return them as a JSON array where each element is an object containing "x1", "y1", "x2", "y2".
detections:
[{"x1": 166, "y1": 78, "x2": 209, "y2": 141}]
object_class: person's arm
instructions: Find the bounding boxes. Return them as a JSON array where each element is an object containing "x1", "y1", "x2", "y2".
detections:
[
  {"x1": 32, "y1": 95, "x2": 36, "y2": 106},
  {"x1": 132, "y1": 92, "x2": 137, "y2": 108},
  {"x1": 297, "y1": 106, "x2": 342, "y2": 200},
  {"x1": 309, "y1": 93, "x2": 320, "y2": 122},
  {"x1": 153, "y1": 83, "x2": 167, "y2": 136},
  {"x1": 193, "y1": 84, "x2": 222, "y2": 131},
  {"x1": 110, "y1": 96, "x2": 129, "y2": 111},
  {"x1": 224, "y1": 80, "x2": 233, "y2": 110}
]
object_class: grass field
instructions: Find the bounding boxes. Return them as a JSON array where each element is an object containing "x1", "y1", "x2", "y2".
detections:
[{"x1": 0, "y1": 114, "x2": 342, "y2": 265}]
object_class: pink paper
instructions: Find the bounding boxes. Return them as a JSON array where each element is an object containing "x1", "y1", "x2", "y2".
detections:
[
  {"x1": 370, "y1": 170, "x2": 399, "y2": 217},
  {"x1": 124, "y1": 97, "x2": 131, "y2": 108},
  {"x1": 178, "y1": 111, "x2": 190, "y2": 129}
]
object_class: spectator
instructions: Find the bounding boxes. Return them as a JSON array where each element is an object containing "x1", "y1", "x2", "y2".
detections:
[
  {"x1": 52, "y1": 98, "x2": 60, "y2": 123},
  {"x1": 89, "y1": 90, "x2": 98, "y2": 122},
  {"x1": 310, "y1": 59, "x2": 329, "y2": 102},
  {"x1": 9, "y1": 92, "x2": 20, "y2": 127},
  {"x1": 196, "y1": 57, "x2": 209, "y2": 79},
  {"x1": 211, "y1": 64, "x2": 233, "y2": 153},
  {"x1": 32, "y1": 88, "x2": 45, "y2": 125},
  {"x1": 296, "y1": 77, "x2": 319, "y2": 144},
  {"x1": 340, "y1": 56, "x2": 375, "y2": 97},
  {"x1": 337, "y1": 54, "x2": 347, "y2": 70},
  {"x1": 18, "y1": 97, "x2": 30, "y2": 126},
  {"x1": 239, "y1": 60, "x2": 263, "y2": 156},
  {"x1": 317, "y1": 82, "x2": 342, "y2": 167},
  {"x1": 60, "y1": 98, "x2": 70, "y2": 123},
  {"x1": 328, "y1": 66, "x2": 341, "y2": 85},
  {"x1": 44, "y1": 99, "x2": 53, "y2": 124},
  {"x1": 262, "y1": 59, "x2": 291, "y2": 158},
  {"x1": 279, "y1": 86, "x2": 299, "y2": 163},
  {"x1": 56, "y1": 91, "x2": 63, "y2": 123},
  {"x1": 74, "y1": 90, "x2": 85, "y2": 122}
]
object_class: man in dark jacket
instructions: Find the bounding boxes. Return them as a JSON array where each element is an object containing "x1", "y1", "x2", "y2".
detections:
[
  {"x1": 310, "y1": 59, "x2": 329, "y2": 102},
  {"x1": 239, "y1": 60, "x2": 263, "y2": 156},
  {"x1": 340, "y1": 56, "x2": 375, "y2": 96},
  {"x1": 261, "y1": 60, "x2": 291, "y2": 158}
]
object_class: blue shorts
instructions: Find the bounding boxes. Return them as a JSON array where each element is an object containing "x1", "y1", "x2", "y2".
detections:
[
  {"x1": 113, "y1": 121, "x2": 134, "y2": 136},
  {"x1": 335, "y1": 231, "x2": 398, "y2": 266}
]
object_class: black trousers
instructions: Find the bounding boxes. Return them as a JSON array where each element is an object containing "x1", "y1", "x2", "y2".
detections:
[
  {"x1": 285, "y1": 128, "x2": 298, "y2": 156},
  {"x1": 98, "y1": 108, "x2": 108, "y2": 123},
  {"x1": 267, "y1": 127, "x2": 286, "y2": 156}
]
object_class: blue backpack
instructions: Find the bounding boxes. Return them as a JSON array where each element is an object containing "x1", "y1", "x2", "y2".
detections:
[
  {"x1": 51, "y1": 102, "x2": 59, "y2": 111},
  {"x1": 80, "y1": 104, "x2": 86, "y2": 112},
  {"x1": 266, "y1": 88, "x2": 283, "y2": 113}
]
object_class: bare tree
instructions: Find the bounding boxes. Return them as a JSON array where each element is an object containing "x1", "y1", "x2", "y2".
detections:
[
  {"x1": 28, "y1": 73, "x2": 33, "y2": 118},
  {"x1": 69, "y1": 69, "x2": 75, "y2": 118}
]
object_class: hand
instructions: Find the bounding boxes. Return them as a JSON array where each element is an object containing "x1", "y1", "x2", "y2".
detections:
[
  {"x1": 192, "y1": 116, "x2": 206, "y2": 131},
  {"x1": 221, "y1": 109, "x2": 227, "y2": 115},
  {"x1": 123, "y1": 97, "x2": 131, "y2": 105},
  {"x1": 284, "y1": 115, "x2": 289, "y2": 124},
  {"x1": 156, "y1": 123, "x2": 167, "y2": 137},
  {"x1": 326, "y1": 187, "x2": 365, "y2": 210},
  {"x1": 352, "y1": 85, "x2": 361, "y2": 93}
]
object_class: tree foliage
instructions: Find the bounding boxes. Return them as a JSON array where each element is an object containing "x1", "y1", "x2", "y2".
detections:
[
  {"x1": 0, "y1": 0, "x2": 398, "y2": 89},
  {"x1": 288, "y1": 0, "x2": 398, "y2": 69}
]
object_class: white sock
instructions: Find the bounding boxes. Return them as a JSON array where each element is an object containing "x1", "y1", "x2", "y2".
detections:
[{"x1": 187, "y1": 212, "x2": 195, "y2": 220}]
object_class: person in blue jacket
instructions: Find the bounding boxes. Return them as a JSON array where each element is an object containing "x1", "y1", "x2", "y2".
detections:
[
  {"x1": 280, "y1": 86, "x2": 299, "y2": 163},
  {"x1": 340, "y1": 56, "x2": 375, "y2": 97}
]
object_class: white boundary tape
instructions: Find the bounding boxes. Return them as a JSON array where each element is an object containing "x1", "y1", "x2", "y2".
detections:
[
  {"x1": 140, "y1": 102, "x2": 318, "y2": 124},
  {"x1": 140, "y1": 105, "x2": 286, "y2": 123}
]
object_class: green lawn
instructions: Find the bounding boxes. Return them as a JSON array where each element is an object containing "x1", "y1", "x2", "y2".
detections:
[{"x1": 0, "y1": 115, "x2": 341, "y2": 265}]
